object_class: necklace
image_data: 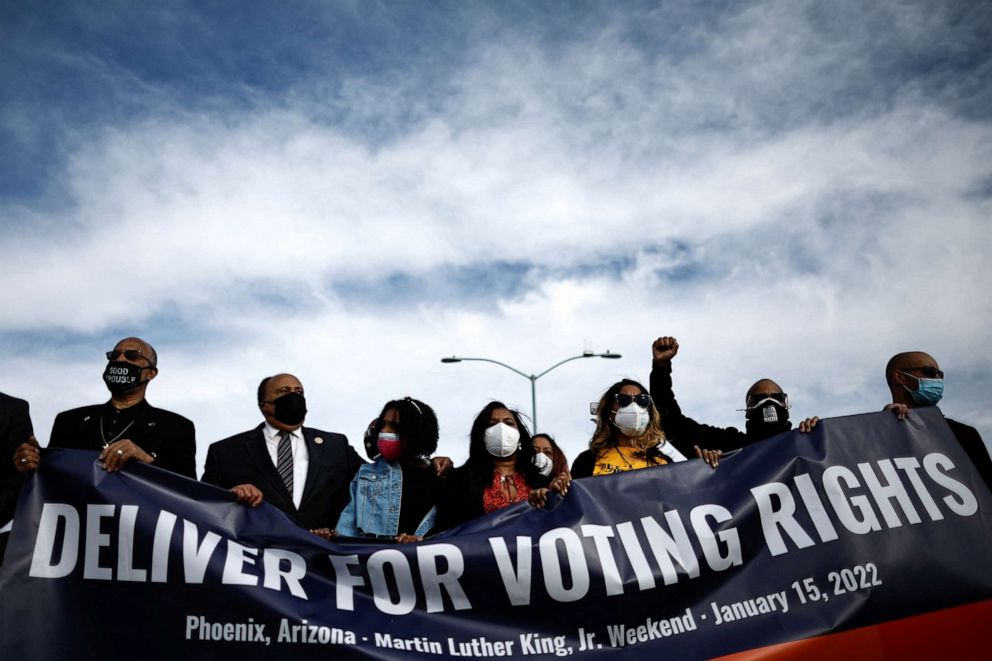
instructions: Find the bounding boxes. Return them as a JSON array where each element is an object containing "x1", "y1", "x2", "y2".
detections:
[{"x1": 99, "y1": 415, "x2": 135, "y2": 449}]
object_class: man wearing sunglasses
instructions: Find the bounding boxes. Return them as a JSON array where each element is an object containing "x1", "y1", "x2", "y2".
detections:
[
  {"x1": 885, "y1": 351, "x2": 992, "y2": 489},
  {"x1": 12, "y1": 337, "x2": 196, "y2": 479},
  {"x1": 649, "y1": 336, "x2": 819, "y2": 457}
]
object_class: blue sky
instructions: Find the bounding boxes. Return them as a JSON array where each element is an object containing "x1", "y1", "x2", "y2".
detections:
[{"x1": 1, "y1": 0, "x2": 990, "y2": 473}]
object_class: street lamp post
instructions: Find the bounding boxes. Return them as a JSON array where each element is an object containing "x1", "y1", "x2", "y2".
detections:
[{"x1": 440, "y1": 350, "x2": 622, "y2": 429}]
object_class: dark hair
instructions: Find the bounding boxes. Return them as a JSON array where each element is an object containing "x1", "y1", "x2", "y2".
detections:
[
  {"x1": 532, "y1": 433, "x2": 570, "y2": 476},
  {"x1": 465, "y1": 401, "x2": 540, "y2": 485},
  {"x1": 376, "y1": 397, "x2": 439, "y2": 458}
]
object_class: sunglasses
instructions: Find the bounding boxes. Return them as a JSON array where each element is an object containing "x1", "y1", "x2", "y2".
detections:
[
  {"x1": 614, "y1": 393, "x2": 652, "y2": 408},
  {"x1": 745, "y1": 392, "x2": 789, "y2": 408},
  {"x1": 903, "y1": 366, "x2": 944, "y2": 379},
  {"x1": 106, "y1": 349, "x2": 155, "y2": 366}
]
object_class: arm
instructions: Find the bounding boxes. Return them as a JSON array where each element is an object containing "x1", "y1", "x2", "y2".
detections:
[
  {"x1": 1, "y1": 398, "x2": 33, "y2": 522},
  {"x1": 650, "y1": 337, "x2": 748, "y2": 454}
]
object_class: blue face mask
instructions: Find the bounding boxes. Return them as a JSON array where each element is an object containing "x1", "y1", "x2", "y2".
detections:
[{"x1": 902, "y1": 372, "x2": 944, "y2": 406}]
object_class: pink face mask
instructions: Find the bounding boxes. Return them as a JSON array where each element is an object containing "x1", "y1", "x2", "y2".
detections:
[{"x1": 376, "y1": 433, "x2": 403, "y2": 461}]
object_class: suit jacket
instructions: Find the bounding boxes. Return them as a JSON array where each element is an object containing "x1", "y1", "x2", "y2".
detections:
[
  {"x1": 0, "y1": 393, "x2": 33, "y2": 524},
  {"x1": 49, "y1": 399, "x2": 196, "y2": 479},
  {"x1": 0, "y1": 392, "x2": 34, "y2": 565},
  {"x1": 201, "y1": 424, "x2": 364, "y2": 530}
]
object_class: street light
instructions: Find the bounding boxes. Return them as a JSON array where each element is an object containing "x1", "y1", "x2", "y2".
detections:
[{"x1": 440, "y1": 350, "x2": 622, "y2": 429}]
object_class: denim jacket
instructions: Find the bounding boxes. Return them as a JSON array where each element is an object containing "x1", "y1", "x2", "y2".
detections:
[{"x1": 335, "y1": 457, "x2": 436, "y2": 537}]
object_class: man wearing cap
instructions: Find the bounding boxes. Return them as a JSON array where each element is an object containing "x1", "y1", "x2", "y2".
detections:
[
  {"x1": 649, "y1": 336, "x2": 818, "y2": 457},
  {"x1": 13, "y1": 337, "x2": 196, "y2": 479},
  {"x1": 885, "y1": 351, "x2": 992, "y2": 489},
  {"x1": 202, "y1": 373, "x2": 364, "y2": 533}
]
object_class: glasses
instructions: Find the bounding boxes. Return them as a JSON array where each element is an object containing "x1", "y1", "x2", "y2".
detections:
[
  {"x1": 743, "y1": 392, "x2": 790, "y2": 411},
  {"x1": 106, "y1": 349, "x2": 155, "y2": 366},
  {"x1": 902, "y1": 366, "x2": 944, "y2": 379},
  {"x1": 614, "y1": 393, "x2": 652, "y2": 408}
]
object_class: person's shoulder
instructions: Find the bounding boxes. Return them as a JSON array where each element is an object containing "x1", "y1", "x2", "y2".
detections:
[
  {"x1": 143, "y1": 404, "x2": 194, "y2": 427},
  {"x1": 303, "y1": 427, "x2": 348, "y2": 444},
  {"x1": 54, "y1": 403, "x2": 104, "y2": 420},
  {"x1": 945, "y1": 417, "x2": 982, "y2": 440},
  {"x1": 209, "y1": 425, "x2": 263, "y2": 449},
  {"x1": 0, "y1": 391, "x2": 29, "y2": 410}
]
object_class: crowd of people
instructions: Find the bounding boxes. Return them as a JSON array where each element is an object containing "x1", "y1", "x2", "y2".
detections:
[{"x1": 2, "y1": 335, "x2": 989, "y2": 565}]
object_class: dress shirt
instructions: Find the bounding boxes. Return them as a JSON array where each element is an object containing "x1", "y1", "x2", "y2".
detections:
[{"x1": 262, "y1": 423, "x2": 309, "y2": 509}]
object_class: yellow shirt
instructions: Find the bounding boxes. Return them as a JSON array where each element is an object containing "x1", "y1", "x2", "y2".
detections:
[{"x1": 592, "y1": 446, "x2": 669, "y2": 476}]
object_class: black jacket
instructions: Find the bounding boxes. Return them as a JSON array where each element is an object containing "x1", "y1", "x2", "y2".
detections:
[
  {"x1": 202, "y1": 424, "x2": 364, "y2": 530},
  {"x1": 49, "y1": 399, "x2": 196, "y2": 479},
  {"x1": 946, "y1": 417, "x2": 992, "y2": 491},
  {"x1": 649, "y1": 360, "x2": 791, "y2": 456}
]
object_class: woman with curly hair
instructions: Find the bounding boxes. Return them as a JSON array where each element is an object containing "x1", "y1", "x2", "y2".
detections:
[
  {"x1": 571, "y1": 379, "x2": 718, "y2": 478},
  {"x1": 335, "y1": 396, "x2": 444, "y2": 542}
]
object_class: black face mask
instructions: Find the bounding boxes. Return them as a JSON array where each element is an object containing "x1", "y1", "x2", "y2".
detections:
[
  {"x1": 103, "y1": 361, "x2": 146, "y2": 393},
  {"x1": 272, "y1": 392, "x2": 307, "y2": 426},
  {"x1": 745, "y1": 403, "x2": 791, "y2": 440}
]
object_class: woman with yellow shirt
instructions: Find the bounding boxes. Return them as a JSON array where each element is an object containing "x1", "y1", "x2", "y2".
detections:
[{"x1": 571, "y1": 378, "x2": 719, "y2": 478}]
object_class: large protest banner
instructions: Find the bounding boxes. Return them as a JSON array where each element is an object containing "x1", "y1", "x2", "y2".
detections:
[{"x1": 1, "y1": 408, "x2": 991, "y2": 660}]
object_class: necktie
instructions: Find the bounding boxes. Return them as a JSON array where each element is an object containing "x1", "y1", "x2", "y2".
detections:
[{"x1": 277, "y1": 431, "x2": 294, "y2": 495}]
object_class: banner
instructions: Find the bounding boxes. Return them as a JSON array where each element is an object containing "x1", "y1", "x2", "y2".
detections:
[{"x1": 2, "y1": 408, "x2": 991, "y2": 660}]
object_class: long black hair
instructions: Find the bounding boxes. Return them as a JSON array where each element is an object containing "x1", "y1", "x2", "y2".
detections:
[
  {"x1": 465, "y1": 401, "x2": 541, "y2": 486},
  {"x1": 374, "y1": 397, "x2": 439, "y2": 458}
]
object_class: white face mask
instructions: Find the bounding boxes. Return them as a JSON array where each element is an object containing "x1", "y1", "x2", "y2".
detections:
[
  {"x1": 484, "y1": 422, "x2": 521, "y2": 457},
  {"x1": 613, "y1": 402, "x2": 650, "y2": 437},
  {"x1": 532, "y1": 451, "x2": 553, "y2": 476}
]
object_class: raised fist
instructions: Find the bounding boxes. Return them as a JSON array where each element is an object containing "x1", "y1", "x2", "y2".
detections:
[{"x1": 652, "y1": 336, "x2": 679, "y2": 362}]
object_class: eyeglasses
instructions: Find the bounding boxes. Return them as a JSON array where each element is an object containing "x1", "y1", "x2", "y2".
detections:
[
  {"x1": 614, "y1": 393, "x2": 652, "y2": 408},
  {"x1": 742, "y1": 392, "x2": 790, "y2": 411},
  {"x1": 902, "y1": 366, "x2": 944, "y2": 379},
  {"x1": 106, "y1": 349, "x2": 155, "y2": 366}
]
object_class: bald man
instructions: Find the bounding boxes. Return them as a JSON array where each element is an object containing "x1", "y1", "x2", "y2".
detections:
[
  {"x1": 886, "y1": 351, "x2": 992, "y2": 489},
  {"x1": 13, "y1": 337, "x2": 196, "y2": 479},
  {"x1": 202, "y1": 374, "x2": 364, "y2": 533},
  {"x1": 649, "y1": 336, "x2": 818, "y2": 457}
]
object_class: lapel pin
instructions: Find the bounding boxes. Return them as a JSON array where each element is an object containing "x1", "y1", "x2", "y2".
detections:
[{"x1": 315, "y1": 437, "x2": 324, "y2": 445}]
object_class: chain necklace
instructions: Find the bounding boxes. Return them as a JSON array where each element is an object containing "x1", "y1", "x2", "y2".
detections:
[{"x1": 99, "y1": 415, "x2": 135, "y2": 449}]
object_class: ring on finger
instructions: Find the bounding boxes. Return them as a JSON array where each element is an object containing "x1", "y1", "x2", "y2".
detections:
[
  {"x1": 116, "y1": 449, "x2": 124, "y2": 456},
  {"x1": 20, "y1": 458, "x2": 27, "y2": 464}
]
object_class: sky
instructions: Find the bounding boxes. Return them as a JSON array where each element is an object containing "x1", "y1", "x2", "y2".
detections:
[{"x1": 1, "y1": 0, "x2": 990, "y2": 475}]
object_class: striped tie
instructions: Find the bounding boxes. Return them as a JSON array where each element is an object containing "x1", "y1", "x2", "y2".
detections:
[{"x1": 276, "y1": 431, "x2": 294, "y2": 495}]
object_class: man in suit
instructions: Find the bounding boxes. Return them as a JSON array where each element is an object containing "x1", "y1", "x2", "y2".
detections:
[
  {"x1": 1, "y1": 391, "x2": 33, "y2": 565},
  {"x1": 885, "y1": 351, "x2": 992, "y2": 490},
  {"x1": 202, "y1": 373, "x2": 364, "y2": 534},
  {"x1": 13, "y1": 337, "x2": 196, "y2": 478}
]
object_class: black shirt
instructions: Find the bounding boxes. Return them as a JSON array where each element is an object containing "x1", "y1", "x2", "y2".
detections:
[{"x1": 49, "y1": 399, "x2": 196, "y2": 479}]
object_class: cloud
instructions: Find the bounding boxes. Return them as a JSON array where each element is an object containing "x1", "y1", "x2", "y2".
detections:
[{"x1": 0, "y1": 0, "x2": 990, "y2": 472}]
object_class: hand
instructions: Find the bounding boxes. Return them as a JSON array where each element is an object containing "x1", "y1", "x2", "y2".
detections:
[
  {"x1": 13, "y1": 436, "x2": 41, "y2": 473},
  {"x1": 99, "y1": 439, "x2": 154, "y2": 472},
  {"x1": 549, "y1": 472, "x2": 571, "y2": 496},
  {"x1": 230, "y1": 483, "x2": 264, "y2": 507},
  {"x1": 694, "y1": 445, "x2": 721, "y2": 468},
  {"x1": 431, "y1": 456, "x2": 453, "y2": 477},
  {"x1": 528, "y1": 488, "x2": 552, "y2": 509},
  {"x1": 310, "y1": 528, "x2": 337, "y2": 540},
  {"x1": 652, "y1": 336, "x2": 679, "y2": 363},
  {"x1": 884, "y1": 403, "x2": 910, "y2": 421},
  {"x1": 798, "y1": 417, "x2": 820, "y2": 433},
  {"x1": 396, "y1": 533, "x2": 423, "y2": 544}
]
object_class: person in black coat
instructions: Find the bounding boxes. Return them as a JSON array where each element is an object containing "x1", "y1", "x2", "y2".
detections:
[
  {"x1": 885, "y1": 351, "x2": 992, "y2": 490},
  {"x1": 13, "y1": 337, "x2": 196, "y2": 478},
  {"x1": 202, "y1": 373, "x2": 364, "y2": 534},
  {"x1": 649, "y1": 336, "x2": 819, "y2": 457},
  {"x1": 1, "y1": 391, "x2": 33, "y2": 565}
]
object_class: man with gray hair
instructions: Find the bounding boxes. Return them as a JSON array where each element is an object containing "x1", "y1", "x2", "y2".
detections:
[{"x1": 13, "y1": 337, "x2": 196, "y2": 479}]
